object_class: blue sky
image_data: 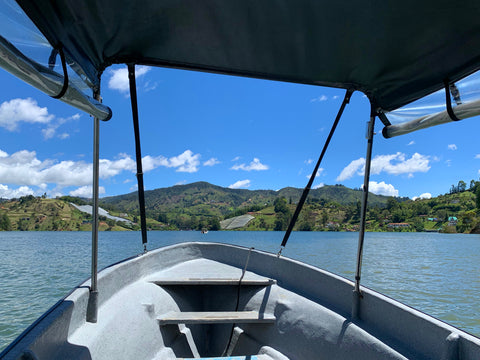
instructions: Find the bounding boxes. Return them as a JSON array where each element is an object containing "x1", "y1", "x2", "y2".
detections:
[{"x1": 0, "y1": 64, "x2": 479, "y2": 200}]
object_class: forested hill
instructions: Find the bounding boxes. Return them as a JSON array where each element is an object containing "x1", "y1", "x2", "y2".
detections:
[
  {"x1": 99, "y1": 181, "x2": 401, "y2": 217},
  {"x1": 2, "y1": 181, "x2": 480, "y2": 233}
]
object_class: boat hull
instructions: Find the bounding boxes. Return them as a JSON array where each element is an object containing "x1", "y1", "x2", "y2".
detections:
[{"x1": 1, "y1": 242, "x2": 479, "y2": 359}]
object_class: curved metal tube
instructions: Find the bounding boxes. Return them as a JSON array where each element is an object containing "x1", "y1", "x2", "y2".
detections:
[{"x1": 0, "y1": 35, "x2": 111, "y2": 121}]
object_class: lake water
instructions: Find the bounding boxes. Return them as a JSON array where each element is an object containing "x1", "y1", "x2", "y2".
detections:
[{"x1": 1, "y1": 231, "x2": 479, "y2": 351}]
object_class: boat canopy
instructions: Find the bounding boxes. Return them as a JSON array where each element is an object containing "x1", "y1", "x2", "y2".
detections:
[{"x1": 1, "y1": 0, "x2": 480, "y2": 132}]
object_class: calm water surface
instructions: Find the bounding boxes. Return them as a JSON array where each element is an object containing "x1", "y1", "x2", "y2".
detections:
[{"x1": 0, "y1": 231, "x2": 479, "y2": 351}]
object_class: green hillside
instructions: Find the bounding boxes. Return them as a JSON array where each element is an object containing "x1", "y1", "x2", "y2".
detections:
[
  {"x1": 2, "y1": 181, "x2": 480, "y2": 233},
  {"x1": 0, "y1": 195, "x2": 144, "y2": 231},
  {"x1": 99, "y1": 182, "x2": 401, "y2": 231}
]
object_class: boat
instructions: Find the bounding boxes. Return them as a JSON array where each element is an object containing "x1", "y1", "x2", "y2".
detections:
[{"x1": 1, "y1": 1, "x2": 480, "y2": 359}]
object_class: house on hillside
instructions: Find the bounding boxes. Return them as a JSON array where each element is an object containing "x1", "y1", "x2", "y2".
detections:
[{"x1": 448, "y1": 216, "x2": 458, "y2": 225}]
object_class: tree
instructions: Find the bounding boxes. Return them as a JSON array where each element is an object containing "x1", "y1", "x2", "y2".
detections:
[
  {"x1": 274, "y1": 197, "x2": 289, "y2": 214},
  {"x1": 386, "y1": 198, "x2": 398, "y2": 210},
  {"x1": 476, "y1": 187, "x2": 480, "y2": 211},
  {"x1": 458, "y1": 180, "x2": 467, "y2": 193},
  {"x1": 413, "y1": 218, "x2": 424, "y2": 232},
  {"x1": 274, "y1": 212, "x2": 289, "y2": 231},
  {"x1": 0, "y1": 213, "x2": 12, "y2": 231},
  {"x1": 470, "y1": 180, "x2": 476, "y2": 191}
]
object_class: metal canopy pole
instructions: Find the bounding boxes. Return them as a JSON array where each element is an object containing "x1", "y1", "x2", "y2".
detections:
[
  {"x1": 128, "y1": 64, "x2": 148, "y2": 251},
  {"x1": 278, "y1": 89, "x2": 353, "y2": 256},
  {"x1": 86, "y1": 90, "x2": 101, "y2": 323},
  {"x1": 352, "y1": 105, "x2": 376, "y2": 319}
]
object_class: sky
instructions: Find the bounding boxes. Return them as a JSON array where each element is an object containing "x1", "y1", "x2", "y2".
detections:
[{"x1": 1, "y1": 63, "x2": 480, "y2": 201}]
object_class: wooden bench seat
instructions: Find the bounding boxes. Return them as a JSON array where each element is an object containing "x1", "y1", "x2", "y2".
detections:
[{"x1": 158, "y1": 311, "x2": 276, "y2": 325}]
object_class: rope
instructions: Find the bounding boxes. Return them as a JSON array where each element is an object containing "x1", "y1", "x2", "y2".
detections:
[{"x1": 222, "y1": 247, "x2": 254, "y2": 356}]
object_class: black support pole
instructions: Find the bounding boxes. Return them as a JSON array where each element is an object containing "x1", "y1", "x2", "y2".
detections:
[
  {"x1": 278, "y1": 89, "x2": 353, "y2": 255},
  {"x1": 128, "y1": 64, "x2": 148, "y2": 251},
  {"x1": 86, "y1": 89, "x2": 101, "y2": 323},
  {"x1": 352, "y1": 104, "x2": 376, "y2": 319}
]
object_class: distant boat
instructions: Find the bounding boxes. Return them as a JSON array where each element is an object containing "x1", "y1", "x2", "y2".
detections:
[{"x1": 1, "y1": 1, "x2": 480, "y2": 359}]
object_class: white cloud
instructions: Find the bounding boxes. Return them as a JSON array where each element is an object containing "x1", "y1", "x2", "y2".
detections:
[
  {"x1": 0, "y1": 98, "x2": 53, "y2": 131},
  {"x1": 475, "y1": 154, "x2": 480, "y2": 159},
  {"x1": 412, "y1": 192, "x2": 432, "y2": 201},
  {"x1": 336, "y1": 158, "x2": 365, "y2": 181},
  {"x1": 58, "y1": 133, "x2": 70, "y2": 140},
  {"x1": 307, "y1": 168, "x2": 324, "y2": 179},
  {"x1": 407, "y1": 141, "x2": 415, "y2": 146},
  {"x1": 229, "y1": 179, "x2": 251, "y2": 189},
  {"x1": 367, "y1": 181, "x2": 399, "y2": 197},
  {"x1": 231, "y1": 158, "x2": 269, "y2": 171},
  {"x1": 0, "y1": 149, "x2": 202, "y2": 198},
  {"x1": 336, "y1": 152, "x2": 430, "y2": 181},
  {"x1": 448, "y1": 144, "x2": 457, "y2": 151},
  {"x1": 313, "y1": 183, "x2": 325, "y2": 189},
  {"x1": 69, "y1": 186, "x2": 105, "y2": 198},
  {"x1": 231, "y1": 156, "x2": 241, "y2": 162},
  {"x1": 305, "y1": 159, "x2": 313, "y2": 165},
  {"x1": 41, "y1": 113, "x2": 79, "y2": 140},
  {"x1": 203, "y1": 158, "x2": 220, "y2": 166},
  {"x1": 107, "y1": 66, "x2": 151, "y2": 93},
  {"x1": 0, "y1": 184, "x2": 35, "y2": 199},
  {"x1": 41, "y1": 127, "x2": 56, "y2": 139},
  {"x1": 310, "y1": 95, "x2": 328, "y2": 102},
  {"x1": 371, "y1": 152, "x2": 430, "y2": 176},
  {"x1": 130, "y1": 184, "x2": 138, "y2": 192},
  {"x1": 166, "y1": 150, "x2": 201, "y2": 173}
]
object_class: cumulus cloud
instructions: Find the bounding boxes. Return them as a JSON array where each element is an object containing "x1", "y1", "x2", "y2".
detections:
[
  {"x1": 0, "y1": 184, "x2": 35, "y2": 199},
  {"x1": 448, "y1": 144, "x2": 457, "y2": 151},
  {"x1": 231, "y1": 158, "x2": 269, "y2": 171},
  {"x1": 336, "y1": 152, "x2": 430, "y2": 181},
  {"x1": 0, "y1": 98, "x2": 54, "y2": 131},
  {"x1": 0, "y1": 149, "x2": 202, "y2": 198},
  {"x1": 69, "y1": 186, "x2": 105, "y2": 198},
  {"x1": 336, "y1": 158, "x2": 365, "y2": 181},
  {"x1": 204, "y1": 158, "x2": 220, "y2": 166},
  {"x1": 167, "y1": 150, "x2": 201, "y2": 173},
  {"x1": 229, "y1": 179, "x2": 251, "y2": 189},
  {"x1": 313, "y1": 183, "x2": 325, "y2": 189},
  {"x1": 367, "y1": 181, "x2": 399, "y2": 197},
  {"x1": 475, "y1": 154, "x2": 480, "y2": 159},
  {"x1": 107, "y1": 66, "x2": 151, "y2": 93},
  {"x1": 412, "y1": 192, "x2": 432, "y2": 201}
]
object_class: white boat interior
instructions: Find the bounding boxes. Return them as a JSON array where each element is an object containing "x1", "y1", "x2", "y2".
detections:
[{"x1": 4, "y1": 242, "x2": 480, "y2": 360}]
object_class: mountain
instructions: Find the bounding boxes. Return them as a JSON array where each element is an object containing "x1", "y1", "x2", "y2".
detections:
[
  {"x1": 1, "y1": 182, "x2": 479, "y2": 233},
  {"x1": 99, "y1": 181, "x2": 400, "y2": 218}
]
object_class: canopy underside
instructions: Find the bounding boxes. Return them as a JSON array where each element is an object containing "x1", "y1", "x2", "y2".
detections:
[{"x1": 13, "y1": 0, "x2": 480, "y2": 112}]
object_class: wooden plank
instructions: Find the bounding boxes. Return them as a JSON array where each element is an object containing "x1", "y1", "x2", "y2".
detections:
[
  {"x1": 158, "y1": 311, "x2": 276, "y2": 325},
  {"x1": 153, "y1": 278, "x2": 276, "y2": 286},
  {"x1": 179, "y1": 358, "x2": 258, "y2": 360}
]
